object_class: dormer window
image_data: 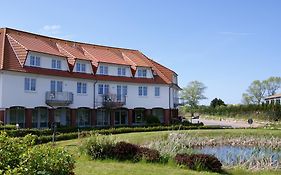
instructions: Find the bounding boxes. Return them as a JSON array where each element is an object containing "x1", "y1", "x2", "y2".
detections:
[
  {"x1": 30, "y1": 56, "x2": 40, "y2": 67},
  {"x1": 117, "y1": 67, "x2": 126, "y2": 76},
  {"x1": 99, "y1": 65, "x2": 108, "y2": 75},
  {"x1": 76, "y1": 62, "x2": 86, "y2": 72},
  {"x1": 51, "y1": 59, "x2": 61, "y2": 70},
  {"x1": 137, "y1": 68, "x2": 147, "y2": 78}
]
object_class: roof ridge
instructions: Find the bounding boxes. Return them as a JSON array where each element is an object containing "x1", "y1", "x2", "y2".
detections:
[{"x1": 4, "y1": 27, "x2": 138, "y2": 52}]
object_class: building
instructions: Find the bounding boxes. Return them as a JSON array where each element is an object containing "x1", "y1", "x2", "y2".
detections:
[
  {"x1": 0, "y1": 28, "x2": 180, "y2": 128},
  {"x1": 264, "y1": 94, "x2": 281, "y2": 104}
]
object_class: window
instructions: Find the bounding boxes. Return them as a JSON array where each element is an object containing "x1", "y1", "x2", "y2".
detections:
[
  {"x1": 50, "y1": 80, "x2": 63, "y2": 92},
  {"x1": 24, "y1": 78, "x2": 36, "y2": 91},
  {"x1": 30, "y1": 56, "x2": 40, "y2": 67},
  {"x1": 99, "y1": 65, "x2": 108, "y2": 75},
  {"x1": 77, "y1": 82, "x2": 87, "y2": 94},
  {"x1": 138, "y1": 86, "x2": 147, "y2": 96},
  {"x1": 117, "y1": 85, "x2": 127, "y2": 101},
  {"x1": 98, "y1": 84, "x2": 109, "y2": 95},
  {"x1": 117, "y1": 67, "x2": 126, "y2": 76},
  {"x1": 137, "y1": 68, "x2": 147, "y2": 77},
  {"x1": 51, "y1": 59, "x2": 62, "y2": 69},
  {"x1": 76, "y1": 62, "x2": 86, "y2": 72},
  {"x1": 155, "y1": 87, "x2": 160, "y2": 96}
]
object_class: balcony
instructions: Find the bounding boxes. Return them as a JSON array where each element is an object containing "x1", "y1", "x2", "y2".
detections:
[
  {"x1": 102, "y1": 94, "x2": 126, "y2": 109},
  {"x1": 173, "y1": 97, "x2": 185, "y2": 107},
  {"x1": 45, "y1": 91, "x2": 73, "y2": 106}
]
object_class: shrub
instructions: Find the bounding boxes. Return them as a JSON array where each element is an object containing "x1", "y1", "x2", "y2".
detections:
[
  {"x1": 113, "y1": 142, "x2": 140, "y2": 161},
  {"x1": 81, "y1": 134, "x2": 116, "y2": 159},
  {"x1": 0, "y1": 132, "x2": 36, "y2": 172},
  {"x1": 174, "y1": 154, "x2": 222, "y2": 173},
  {"x1": 137, "y1": 147, "x2": 160, "y2": 162},
  {"x1": 16, "y1": 144, "x2": 75, "y2": 175},
  {"x1": 146, "y1": 115, "x2": 161, "y2": 125}
]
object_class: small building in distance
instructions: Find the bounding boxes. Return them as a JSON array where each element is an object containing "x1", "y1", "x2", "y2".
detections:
[{"x1": 264, "y1": 94, "x2": 281, "y2": 104}]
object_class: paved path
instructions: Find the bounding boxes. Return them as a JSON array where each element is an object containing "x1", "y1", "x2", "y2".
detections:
[{"x1": 198, "y1": 118, "x2": 263, "y2": 128}]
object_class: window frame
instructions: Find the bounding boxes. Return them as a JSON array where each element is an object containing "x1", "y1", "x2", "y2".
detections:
[
  {"x1": 24, "y1": 77, "x2": 36, "y2": 92},
  {"x1": 51, "y1": 59, "x2": 62, "y2": 70},
  {"x1": 155, "y1": 87, "x2": 160, "y2": 97},
  {"x1": 138, "y1": 86, "x2": 148, "y2": 96},
  {"x1": 29, "y1": 55, "x2": 40, "y2": 67},
  {"x1": 77, "y1": 82, "x2": 87, "y2": 94},
  {"x1": 99, "y1": 65, "x2": 108, "y2": 75}
]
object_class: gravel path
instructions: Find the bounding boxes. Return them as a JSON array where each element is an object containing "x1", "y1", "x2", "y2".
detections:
[{"x1": 197, "y1": 118, "x2": 263, "y2": 128}]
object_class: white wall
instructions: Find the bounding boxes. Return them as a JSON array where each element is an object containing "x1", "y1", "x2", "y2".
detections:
[
  {"x1": 73, "y1": 59, "x2": 93, "y2": 74},
  {"x1": 0, "y1": 71, "x2": 171, "y2": 109},
  {"x1": 96, "y1": 63, "x2": 132, "y2": 77},
  {"x1": 135, "y1": 67, "x2": 153, "y2": 78},
  {"x1": 25, "y1": 51, "x2": 69, "y2": 71}
]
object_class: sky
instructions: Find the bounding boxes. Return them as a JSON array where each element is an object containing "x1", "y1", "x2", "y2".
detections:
[{"x1": 1, "y1": 0, "x2": 281, "y2": 105}]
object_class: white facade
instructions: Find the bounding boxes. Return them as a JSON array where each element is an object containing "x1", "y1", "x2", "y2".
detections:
[
  {"x1": 0, "y1": 70, "x2": 178, "y2": 109},
  {"x1": 96, "y1": 63, "x2": 132, "y2": 77},
  {"x1": 73, "y1": 60, "x2": 93, "y2": 74}
]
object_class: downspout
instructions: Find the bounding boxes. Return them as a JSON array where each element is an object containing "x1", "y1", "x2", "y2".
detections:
[{"x1": 93, "y1": 80, "x2": 98, "y2": 109}]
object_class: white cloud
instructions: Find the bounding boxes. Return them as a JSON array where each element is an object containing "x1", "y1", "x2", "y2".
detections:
[{"x1": 42, "y1": 25, "x2": 61, "y2": 35}]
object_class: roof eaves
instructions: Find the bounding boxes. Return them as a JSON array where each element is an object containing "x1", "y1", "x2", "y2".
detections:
[{"x1": 0, "y1": 28, "x2": 6, "y2": 69}]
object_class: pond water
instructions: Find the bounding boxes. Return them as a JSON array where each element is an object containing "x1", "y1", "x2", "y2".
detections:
[{"x1": 197, "y1": 146, "x2": 281, "y2": 167}]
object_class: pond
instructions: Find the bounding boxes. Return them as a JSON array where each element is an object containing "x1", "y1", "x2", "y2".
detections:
[{"x1": 197, "y1": 146, "x2": 281, "y2": 167}]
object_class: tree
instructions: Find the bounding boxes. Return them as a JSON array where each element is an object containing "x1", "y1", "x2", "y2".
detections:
[
  {"x1": 242, "y1": 80, "x2": 266, "y2": 104},
  {"x1": 210, "y1": 98, "x2": 226, "y2": 108},
  {"x1": 264, "y1": 77, "x2": 281, "y2": 96},
  {"x1": 181, "y1": 81, "x2": 207, "y2": 107}
]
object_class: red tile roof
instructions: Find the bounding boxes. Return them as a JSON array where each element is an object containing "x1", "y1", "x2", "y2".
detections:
[{"x1": 0, "y1": 27, "x2": 178, "y2": 85}]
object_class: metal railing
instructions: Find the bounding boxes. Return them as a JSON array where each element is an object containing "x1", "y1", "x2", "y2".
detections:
[
  {"x1": 101, "y1": 94, "x2": 126, "y2": 108},
  {"x1": 45, "y1": 91, "x2": 73, "y2": 106}
]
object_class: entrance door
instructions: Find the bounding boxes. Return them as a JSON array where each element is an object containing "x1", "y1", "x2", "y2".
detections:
[
  {"x1": 97, "y1": 109, "x2": 110, "y2": 126},
  {"x1": 115, "y1": 110, "x2": 128, "y2": 125}
]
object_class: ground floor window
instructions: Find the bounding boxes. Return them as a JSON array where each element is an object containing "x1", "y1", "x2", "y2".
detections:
[
  {"x1": 77, "y1": 108, "x2": 91, "y2": 127},
  {"x1": 115, "y1": 109, "x2": 128, "y2": 125},
  {"x1": 97, "y1": 109, "x2": 110, "y2": 126},
  {"x1": 8, "y1": 107, "x2": 25, "y2": 128},
  {"x1": 32, "y1": 107, "x2": 48, "y2": 128},
  {"x1": 54, "y1": 108, "x2": 70, "y2": 126},
  {"x1": 152, "y1": 108, "x2": 164, "y2": 123},
  {"x1": 133, "y1": 109, "x2": 145, "y2": 124}
]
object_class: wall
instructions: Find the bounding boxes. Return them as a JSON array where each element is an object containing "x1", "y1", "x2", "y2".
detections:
[
  {"x1": 73, "y1": 59, "x2": 93, "y2": 74},
  {"x1": 0, "y1": 71, "x2": 170, "y2": 109},
  {"x1": 96, "y1": 63, "x2": 132, "y2": 77}
]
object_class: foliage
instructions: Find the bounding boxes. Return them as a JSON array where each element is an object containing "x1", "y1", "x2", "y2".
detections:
[
  {"x1": 0, "y1": 132, "x2": 36, "y2": 173},
  {"x1": 16, "y1": 144, "x2": 75, "y2": 175},
  {"x1": 242, "y1": 77, "x2": 281, "y2": 104},
  {"x1": 145, "y1": 115, "x2": 161, "y2": 125},
  {"x1": 181, "y1": 81, "x2": 207, "y2": 107},
  {"x1": 210, "y1": 98, "x2": 226, "y2": 108},
  {"x1": 81, "y1": 134, "x2": 116, "y2": 160},
  {"x1": 136, "y1": 147, "x2": 161, "y2": 163},
  {"x1": 174, "y1": 153, "x2": 222, "y2": 173},
  {"x1": 113, "y1": 141, "x2": 140, "y2": 161}
]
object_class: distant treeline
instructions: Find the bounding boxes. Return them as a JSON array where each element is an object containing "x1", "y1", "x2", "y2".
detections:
[{"x1": 180, "y1": 104, "x2": 281, "y2": 121}]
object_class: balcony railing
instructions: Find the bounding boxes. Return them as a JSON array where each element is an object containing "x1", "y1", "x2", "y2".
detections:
[
  {"x1": 101, "y1": 94, "x2": 126, "y2": 109},
  {"x1": 173, "y1": 97, "x2": 185, "y2": 107},
  {"x1": 45, "y1": 91, "x2": 73, "y2": 106}
]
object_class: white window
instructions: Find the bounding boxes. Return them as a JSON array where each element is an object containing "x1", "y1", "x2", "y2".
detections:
[
  {"x1": 50, "y1": 80, "x2": 63, "y2": 92},
  {"x1": 77, "y1": 82, "x2": 87, "y2": 94},
  {"x1": 155, "y1": 87, "x2": 160, "y2": 96},
  {"x1": 30, "y1": 56, "x2": 40, "y2": 67},
  {"x1": 117, "y1": 67, "x2": 126, "y2": 76},
  {"x1": 51, "y1": 59, "x2": 62, "y2": 69},
  {"x1": 137, "y1": 68, "x2": 147, "y2": 77},
  {"x1": 76, "y1": 62, "x2": 86, "y2": 72},
  {"x1": 99, "y1": 65, "x2": 108, "y2": 75},
  {"x1": 24, "y1": 78, "x2": 36, "y2": 92},
  {"x1": 138, "y1": 86, "x2": 147, "y2": 96},
  {"x1": 98, "y1": 84, "x2": 109, "y2": 95}
]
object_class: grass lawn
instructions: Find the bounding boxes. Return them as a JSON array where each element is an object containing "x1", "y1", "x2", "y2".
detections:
[{"x1": 56, "y1": 129, "x2": 281, "y2": 175}]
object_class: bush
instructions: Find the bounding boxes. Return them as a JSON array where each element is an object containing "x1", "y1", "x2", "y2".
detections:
[
  {"x1": 81, "y1": 134, "x2": 116, "y2": 160},
  {"x1": 16, "y1": 144, "x2": 75, "y2": 175},
  {"x1": 146, "y1": 115, "x2": 161, "y2": 125},
  {"x1": 137, "y1": 147, "x2": 160, "y2": 162},
  {"x1": 0, "y1": 132, "x2": 36, "y2": 173},
  {"x1": 113, "y1": 142, "x2": 140, "y2": 161},
  {"x1": 174, "y1": 154, "x2": 222, "y2": 173}
]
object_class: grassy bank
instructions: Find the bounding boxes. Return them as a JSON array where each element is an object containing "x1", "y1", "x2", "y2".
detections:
[{"x1": 57, "y1": 129, "x2": 281, "y2": 175}]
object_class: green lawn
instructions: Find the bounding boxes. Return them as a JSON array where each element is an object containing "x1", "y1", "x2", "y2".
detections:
[{"x1": 56, "y1": 129, "x2": 281, "y2": 175}]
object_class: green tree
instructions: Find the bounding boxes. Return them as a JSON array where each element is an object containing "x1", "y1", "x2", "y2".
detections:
[
  {"x1": 210, "y1": 98, "x2": 226, "y2": 108},
  {"x1": 264, "y1": 76, "x2": 281, "y2": 96},
  {"x1": 181, "y1": 81, "x2": 207, "y2": 107},
  {"x1": 242, "y1": 80, "x2": 266, "y2": 104}
]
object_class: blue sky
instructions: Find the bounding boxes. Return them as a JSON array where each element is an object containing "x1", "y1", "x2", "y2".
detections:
[{"x1": 1, "y1": 0, "x2": 281, "y2": 105}]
